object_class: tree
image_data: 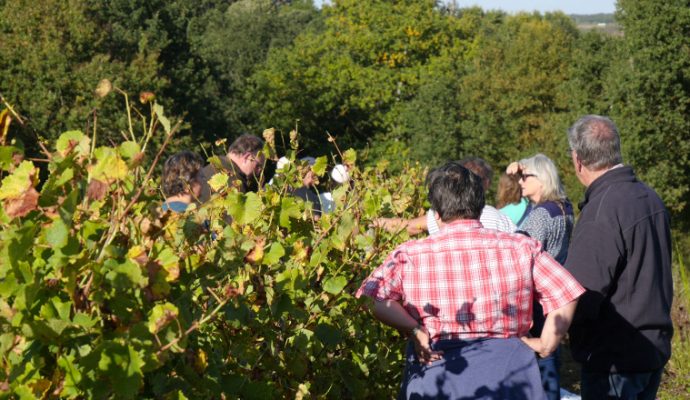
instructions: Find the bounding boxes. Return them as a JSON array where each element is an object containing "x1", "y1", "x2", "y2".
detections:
[
  {"x1": 188, "y1": 0, "x2": 320, "y2": 143},
  {"x1": 607, "y1": 0, "x2": 690, "y2": 217},
  {"x1": 250, "y1": 0, "x2": 475, "y2": 153},
  {"x1": 0, "y1": 0, "x2": 166, "y2": 155},
  {"x1": 455, "y1": 11, "x2": 579, "y2": 169}
]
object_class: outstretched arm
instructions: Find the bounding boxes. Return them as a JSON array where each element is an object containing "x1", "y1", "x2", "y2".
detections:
[{"x1": 371, "y1": 214, "x2": 428, "y2": 236}]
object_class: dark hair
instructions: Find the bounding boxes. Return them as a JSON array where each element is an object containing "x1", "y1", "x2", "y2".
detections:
[
  {"x1": 496, "y1": 173, "x2": 522, "y2": 209},
  {"x1": 458, "y1": 157, "x2": 493, "y2": 190},
  {"x1": 228, "y1": 134, "x2": 264, "y2": 155},
  {"x1": 567, "y1": 115, "x2": 622, "y2": 170},
  {"x1": 162, "y1": 151, "x2": 204, "y2": 197},
  {"x1": 428, "y1": 162, "x2": 485, "y2": 222}
]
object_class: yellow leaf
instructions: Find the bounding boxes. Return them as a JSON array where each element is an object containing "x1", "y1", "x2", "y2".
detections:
[
  {"x1": 207, "y1": 172, "x2": 228, "y2": 193},
  {"x1": 87, "y1": 147, "x2": 128, "y2": 182},
  {"x1": 0, "y1": 161, "x2": 38, "y2": 200}
]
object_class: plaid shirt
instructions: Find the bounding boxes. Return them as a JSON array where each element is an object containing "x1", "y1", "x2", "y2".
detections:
[{"x1": 357, "y1": 219, "x2": 585, "y2": 340}]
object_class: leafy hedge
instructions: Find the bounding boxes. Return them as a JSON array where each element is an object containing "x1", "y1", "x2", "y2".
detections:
[{"x1": 0, "y1": 106, "x2": 429, "y2": 398}]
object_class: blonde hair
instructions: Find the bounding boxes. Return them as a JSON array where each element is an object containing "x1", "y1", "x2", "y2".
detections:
[{"x1": 519, "y1": 153, "x2": 567, "y2": 204}]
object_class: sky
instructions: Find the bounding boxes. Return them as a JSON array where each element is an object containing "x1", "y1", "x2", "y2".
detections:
[
  {"x1": 450, "y1": 0, "x2": 616, "y2": 15},
  {"x1": 315, "y1": 1, "x2": 617, "y2": 15}
]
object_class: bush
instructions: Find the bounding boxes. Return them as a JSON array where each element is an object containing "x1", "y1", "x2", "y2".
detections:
[{"x1": 0, "y1": 106, "x2": 430, "y2": 398}]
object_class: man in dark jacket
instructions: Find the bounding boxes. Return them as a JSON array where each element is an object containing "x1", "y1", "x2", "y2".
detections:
[
  {"x1": 565, "y1": 115, "x2": 673, "y2": 399},
  {"x1": 197, "y1": 134, "x2": 265, "y2": 202}
]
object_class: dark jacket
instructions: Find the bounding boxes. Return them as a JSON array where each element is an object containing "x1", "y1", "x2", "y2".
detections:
[
  {"x1": 292, "y1": 186, "x2": 322, "y2": 217},
  {"x1": 565, "y1": 166, "x2": 673, "y2": 373},
  {"x1": 198, "y1": 156, "x2": 257, "y2": 203}
]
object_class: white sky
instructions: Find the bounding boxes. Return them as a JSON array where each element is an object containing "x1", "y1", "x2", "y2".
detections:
[
  {"x1": 450, "y1": 0, "x2": 616, "y2": 15},
  {"x1": 315, "y1": 1, "x2": 617, "y2": 15}
]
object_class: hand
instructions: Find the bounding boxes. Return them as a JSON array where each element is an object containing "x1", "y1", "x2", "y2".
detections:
[
  {"x1": 411, "y1": 326, "x2": 443, "y2": 365},
  {"x1": 506, "y1": 162, "x2": 522, "y2": 175},
  {"x1": 520, "y1": 336, "x2": 551, "y2": 358}
]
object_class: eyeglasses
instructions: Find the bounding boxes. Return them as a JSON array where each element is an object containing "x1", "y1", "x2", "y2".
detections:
[{"x1": 518, "y1": 173, "x2": 537, "y2": 181}]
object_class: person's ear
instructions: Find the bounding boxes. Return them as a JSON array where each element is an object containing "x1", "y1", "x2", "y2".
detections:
[{"x1": 570, "y1": 150, "x2": 580, "y2": 171}]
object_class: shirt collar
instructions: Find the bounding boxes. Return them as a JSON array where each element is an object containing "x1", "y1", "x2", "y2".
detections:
[{"x1": 437, "y1": 218, "x2": 483, "y2": 234}]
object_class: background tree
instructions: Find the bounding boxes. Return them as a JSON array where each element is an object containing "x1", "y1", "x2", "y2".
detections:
[{"x1": 607, "y1": 0, "x2": 690, "y2": 219}]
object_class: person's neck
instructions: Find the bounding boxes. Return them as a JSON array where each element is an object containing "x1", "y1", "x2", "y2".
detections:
[{"x1": 583, "y1": 164, "x2": 622, "y2": 187}]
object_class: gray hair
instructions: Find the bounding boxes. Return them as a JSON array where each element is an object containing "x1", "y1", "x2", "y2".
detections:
[
  {"x1": 520, "y1": 153, "x2": 567, "y2": 204},
  {"x1": 567, "y1": 115, "x2": 622, "y2": 170}
]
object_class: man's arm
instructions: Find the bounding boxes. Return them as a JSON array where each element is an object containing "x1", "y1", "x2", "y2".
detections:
[
  {"x1": 521, "y1": 299, "x2": 578, "y2": 357},
  {"x1": 372, "y1": 300, "x2": 443, "y2": 364},
  {"x1": 565, "y1": 220, "x2": 622, "y2": 323},
  {"x1": 371, "y1": 215, "x2": 428, "y2": 236}
]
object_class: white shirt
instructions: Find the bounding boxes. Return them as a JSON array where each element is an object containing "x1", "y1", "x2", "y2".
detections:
[{"x1": 426, "y1": 206, "x2": 517, "y2": 234}]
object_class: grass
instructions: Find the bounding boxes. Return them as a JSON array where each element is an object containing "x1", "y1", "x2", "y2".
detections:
[{"x1": 658, "y1": 238, "x2": 690, "y2": 399}]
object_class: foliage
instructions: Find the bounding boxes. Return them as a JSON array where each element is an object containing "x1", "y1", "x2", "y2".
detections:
[
  {"x1": 188, "y1": 0, "x2": 321, "y2": 142},
  {"x1": 659, "y1": 236, "x2": 690, "y2": 399},
  {"x1": 0, "y1": 0, "x2": 167, "y2": 154},
  {"x1": 0, "y1": 106, "x2": 432, "y2": 397},
  {"x1": 0, "y1": 0, "x2": 319, "y2": 159},
  {"x1": 608, "y1": 0, "x2": 690, "y2": 215},
  {"x1": 251, "y1": 0, "x2": 480, "y2": 151}
]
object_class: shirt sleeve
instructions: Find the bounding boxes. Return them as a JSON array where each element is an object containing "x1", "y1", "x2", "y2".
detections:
[
  {"x1": 532, "y1": 247, "x2": 585, "y2": 315},
  {"x1": 355, "y1": 248, "x2": 408, "y2": 302}
]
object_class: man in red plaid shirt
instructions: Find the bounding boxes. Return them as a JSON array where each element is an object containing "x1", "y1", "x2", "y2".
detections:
[{"x1": 357, "y1": 161, "x2": 585, "y2": 399}]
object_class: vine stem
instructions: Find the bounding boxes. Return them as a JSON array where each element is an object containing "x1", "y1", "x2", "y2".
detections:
[
  {"x1": 156, "y1": 296, "x2": 228, "y2": 356},
  {"x1": 0, "y1": 92, "x2": 52, "y2": 160},
  {"x1": 96, "y1": 120, "x2": 180, "y2": 262}
]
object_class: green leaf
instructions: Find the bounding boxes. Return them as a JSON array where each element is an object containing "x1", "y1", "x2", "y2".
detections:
[
  {"x1": 330, "y1": 212, "x2": 355, "y2": 251},
  {"x1": 154, "y1": 103, "x2": 171, "y2": 134},
  {"x1": 322, "y1": 276, "x2": 347, "y2": 295},
  {"x1": 312, "y1": 156, "x2": 328, "y2": 176},
  {"x1": 0, "y1": 160, "x2": 37, "y2": 200},
  {"x1": 53, "y1": 167, "x2": 74, "y2": 187},
  {"x1": 45, "y1": 219, "x2": 69, "y2": 248},
  {"x1": 0, "y1": 145, "x2": 19, "y2": 169},
  {"x1": 88, "y1": 147, "x2": 128, "y2": 182},
  {"x1": 315, "y1": 322, "x2": 342, "y2": 347},
  {"x1": 73, "y1": 313, "x2": 97, "y2": 329},
  {"x1": 226, "y1": 192, "x2": 262, "y2": 225},
  {"x1": 104, "y1": 259, "x2": 147, "y2": 289},
  {"x1": 279, "y1": 196, "x2": 302, "y2": 228},
  {"x1": 147, "y1": 303, "x2": 179, "y2": 334},
  {"x1": 58, "y1": 353, "x2": 82, "y2": 398},
  {"x1": 262, "y1": 242, "x2": 285, "y2": 265},
  {"x1": 56, "y1": 130, "x2": 90, "y2": 157},
  {"x1": 98, "y1": 343, "x2": 144, "y2": 399},
  {"x1": 343, "y1": 148, "x2": 357, "y2": 165},
  {"x1": 118, "y1": 141, "x2": 140, "y2": 160}
]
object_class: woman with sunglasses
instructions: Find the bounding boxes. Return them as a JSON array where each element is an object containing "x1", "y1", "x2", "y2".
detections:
[{"x1": 506, "y1": 153, "x2": 574, "y2": 400}]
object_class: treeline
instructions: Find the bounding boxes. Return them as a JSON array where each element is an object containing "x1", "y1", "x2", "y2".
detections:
[
  {"x1": 569, "y1": 13, "x2": 615, "y2": 24},
  {"x1": 1, "y1": 0, "x2": 689, "y2": 223}
]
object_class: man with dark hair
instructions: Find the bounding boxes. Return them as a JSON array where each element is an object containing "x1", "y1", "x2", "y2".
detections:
[
  {"x1": 357, "y1": 161, "x2": 584, "y2": 399},
  {"x1": 566, "y1": 115, "x2": 673, "y2": 400},
  {"x1": 198, "y1": 134, "x2": 265, "y2": 202},
  {"x1": 373, "y1": 156, "x2": 515, "y2": 235}
]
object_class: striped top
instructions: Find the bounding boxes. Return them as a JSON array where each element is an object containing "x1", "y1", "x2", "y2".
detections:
[{"x1": 427, "y1": 206, "x2": 516, "y2": 234}]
